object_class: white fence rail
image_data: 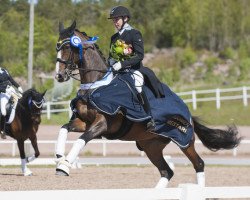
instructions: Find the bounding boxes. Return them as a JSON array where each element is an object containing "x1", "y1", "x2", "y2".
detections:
[
  {"x1": 0, "y1": 184, "x2": 250, "y2": 200},
  {"x1": 42, "y1": 86, "x2": 250, "y2": 119},
  {"x1": 1, "y1": 139, "x2": 249, "y2": 157},
  {"x1": 178, "y1": 86, "x2": 250, "y2": 110}
]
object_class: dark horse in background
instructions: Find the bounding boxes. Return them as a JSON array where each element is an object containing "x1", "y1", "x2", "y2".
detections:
[
  {"x1": 54, "y1": 21, "x2": 241, "y2": 188},
  {"x1": 3, "y1": 88, "x2": 45, "y2": 176}
]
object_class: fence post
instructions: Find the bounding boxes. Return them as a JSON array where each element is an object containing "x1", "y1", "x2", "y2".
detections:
[
  {"x1": 192, "y1": 90, "x2": 197, "y2": 110},
  {"x1": 46, "y1": 101, "x2": 51, "y2": 120},
  {"x1": 103, "y1": 142, "x2": 106, "y2": 157},
  {"x1": 12, "y1": 143, "x2": 16, "y2": 157},
  {"x1": 243, "y1": 86, "x2": 248, "y2": 106},
  {"x1": 216, "y1": 88, "x2": 221, "y2": 109},
  {"x1": 179, "y1": 184, "x2": 204, "y2": 200}
]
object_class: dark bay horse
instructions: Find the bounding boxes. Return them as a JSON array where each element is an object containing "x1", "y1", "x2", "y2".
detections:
[
  {"x1": 54, "y1": 21, "x2": 241, "y2": 188},
  {"x1": 4, "y1": 88, "x2": 45, "y2": 176}
]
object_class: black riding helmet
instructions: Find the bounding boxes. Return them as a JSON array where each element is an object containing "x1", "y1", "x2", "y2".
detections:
[{"x1": 108, "y1": 6, "x2": 131, "y2": 20}]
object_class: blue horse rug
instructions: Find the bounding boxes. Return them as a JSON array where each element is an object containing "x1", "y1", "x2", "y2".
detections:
[{"x1": 88, "y1": 73, "x2": 193, "y2": 148}]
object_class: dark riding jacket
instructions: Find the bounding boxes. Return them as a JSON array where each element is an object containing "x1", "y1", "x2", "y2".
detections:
[
  {"x1": 109, "y1": 24, "x2": 144, "y2": 70},
  {"x1": 108, "y1": 25, "x2": 165, "y2": 98},
  {"x1": 0, "y1": 67, "x2": 20, "y2": 93}
]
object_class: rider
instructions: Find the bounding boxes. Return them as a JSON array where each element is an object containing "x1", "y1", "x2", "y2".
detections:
[
  {"x1": 0, "y1": 67, "x2": 23, "y2": 139},
  {"x1": 108, "y1": 5, "x2": 156, "y2": 131}
]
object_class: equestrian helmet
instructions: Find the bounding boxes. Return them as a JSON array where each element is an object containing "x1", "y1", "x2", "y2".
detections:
[{"x1": 108, "y1": 6, "x2": 131, "y2": 19}]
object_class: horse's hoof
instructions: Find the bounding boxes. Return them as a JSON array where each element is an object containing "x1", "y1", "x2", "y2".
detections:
[
  {"x1": 23, "y1": 169, "x2": 33, "y2": 176},
  {"x1": 56, "y1": 162, "x2": 70, "y2": 176},
  {"x1": 56, "y1": 169, "x2": 69, "y2": 176}
]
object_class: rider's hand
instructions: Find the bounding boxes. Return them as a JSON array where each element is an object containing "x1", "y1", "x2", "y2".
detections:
[
  {"x1": 18, "y1": 87, "x2": 23, "y2": 94},
  {"x1": 112, "y1": 62, "x2": 122, "y2": 71},
  {"x1": 108, "y1": 58, "x2": 116, "y2": 66}
]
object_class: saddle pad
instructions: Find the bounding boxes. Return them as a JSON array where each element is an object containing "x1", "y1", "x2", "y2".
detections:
[
  {"x1": 89, "y1": 73, "x2": 193, "y2": 148},
  {"x1": 89, "y1": 74, "x2": 150, "y2": 122}
]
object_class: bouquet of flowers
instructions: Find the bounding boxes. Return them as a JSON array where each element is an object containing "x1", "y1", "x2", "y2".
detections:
[{"x1": 110, "y1": 39, "x2": 133, "y2": 61}]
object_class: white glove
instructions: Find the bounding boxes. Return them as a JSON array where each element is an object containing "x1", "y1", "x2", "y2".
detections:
[
  {"x1": 108, "y1": 58, "x2": 117, "y2": 66},
  {"x1": 112, "y1": 62, "x2": 122, "y2": 71},
  {"x1": 18, "y1": 87, "x2": 23, "y2": 93}
]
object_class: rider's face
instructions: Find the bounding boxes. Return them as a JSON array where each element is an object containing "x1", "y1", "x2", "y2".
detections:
[{"x1": 112, "y1": 17, "x2": 124, "y2": 31}]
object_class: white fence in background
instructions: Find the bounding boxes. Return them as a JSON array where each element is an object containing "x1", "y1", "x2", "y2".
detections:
[
  {"x1": 42, "y1": 86, "x2": 250, "y2": 119},
  {"x1": 1, "y1": 139, "x2": 249, "y2": 157},
  {"x1": 0, "y1": 184, "x2": 250, "y2": 200},
  {"x1": 178, "y1": 86, "x2": 250, "y2": 110}
]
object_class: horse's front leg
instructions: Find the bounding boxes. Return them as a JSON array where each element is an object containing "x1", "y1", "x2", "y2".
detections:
[
  {"x1": 17, "y1": 140, "x2": 33, "y2": 176},
  {"x1": 55, "y1": 115, "x2": 86, "y2": 163},
  {"x1": 56, "y1": 113, "x2": 107, "y2": 176},
  {"x1": 27, "y1": 134, "x2": 40, "y2": 163}
]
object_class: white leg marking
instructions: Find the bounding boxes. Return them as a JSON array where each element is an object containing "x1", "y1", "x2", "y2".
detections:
[
  {"x1": 66, "y1": 139, "x2": 86, "y2": 164},
  {"x1": 55, "y1": 128, "x2": 68, "y2": 156},
  {"x1": 21, "y1": 158, "x2": 32, "y2": 176},
  {"x1": 155, "y1": 177, "x2": 169, "y2": 189},
  {"x1": 196, "y1": 172, "x2": 205, "y2": 187}
]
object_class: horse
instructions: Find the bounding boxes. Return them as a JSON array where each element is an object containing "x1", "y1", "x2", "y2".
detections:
[
  {"x1": 3, "y1": 88, "x2": 45, "y2": 176},
  {"x1": 54, "y1": 21, "x2": 241, "y2": 188}
]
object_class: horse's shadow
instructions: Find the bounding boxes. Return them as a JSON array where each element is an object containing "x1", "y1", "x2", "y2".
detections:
[{"x1": 0, "y1": 173, "x2": 23, "y2": 176}]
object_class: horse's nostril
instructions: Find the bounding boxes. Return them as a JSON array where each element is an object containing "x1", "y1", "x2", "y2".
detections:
[{"x1": 55, "y1": 74, "x2": 63, "y2": 81}]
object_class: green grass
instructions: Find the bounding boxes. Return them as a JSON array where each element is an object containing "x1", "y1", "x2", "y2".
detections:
[
  {"x1": 187, "y1": 100, "x2": 250, "y2": 125},
  {"x1": 41, "y1": 112, "x2": 70, "y2": 125}
]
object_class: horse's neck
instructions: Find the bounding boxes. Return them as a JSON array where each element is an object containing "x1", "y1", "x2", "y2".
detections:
[{"x1": 80, "y1": 48, "x2": 108, "y2": 84}]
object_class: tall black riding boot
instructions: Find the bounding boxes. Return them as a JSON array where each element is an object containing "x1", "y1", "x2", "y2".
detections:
[
  {"x1": 137, "y1": 91, "x2": 156, "y2": 132},
  {"x1": 0, "y1": 115, "x2": 6, "y2": 139}
]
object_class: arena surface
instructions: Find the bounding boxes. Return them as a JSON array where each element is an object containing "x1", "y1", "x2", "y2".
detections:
[
  {"x1": 0, "y1": 125, "x2": 249, "y2": 191},
  {"x1": 0, "y1": 165, "x2": 249, "y2": 191}
]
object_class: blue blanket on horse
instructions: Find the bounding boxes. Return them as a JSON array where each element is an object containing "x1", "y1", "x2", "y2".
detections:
[{"x1": 89, "y1": 73, "x2": 193, "y2": 148}]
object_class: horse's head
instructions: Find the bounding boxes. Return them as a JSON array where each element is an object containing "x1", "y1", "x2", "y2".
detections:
[
  {"x1": 20, "y1": 89, "x2": 46, "y2": 124},
  {"x1": 55, "y1": 21, "x2": 107, "y2": 83}
]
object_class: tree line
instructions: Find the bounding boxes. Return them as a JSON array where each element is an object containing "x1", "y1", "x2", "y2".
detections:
[{"x1": 0, "y1": 0, "x2": 250, "y2": 88}]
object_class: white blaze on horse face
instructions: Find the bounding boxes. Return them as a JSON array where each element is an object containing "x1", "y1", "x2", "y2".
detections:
[{"x1": 56, "y1": 50, "x2": 62, "y2": 74}]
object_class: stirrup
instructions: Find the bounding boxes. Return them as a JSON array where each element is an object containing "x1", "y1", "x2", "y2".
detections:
[
  {"x1": 146, "y1": 119, "x2": 156, "y2": 132},
  {"x1": 0, "y1": 131, "x2": 7, "y2": 139}
]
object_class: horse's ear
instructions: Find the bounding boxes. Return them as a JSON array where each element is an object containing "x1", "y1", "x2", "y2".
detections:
[
  {"x1": 42, "y1": 90, "x2": 47, "y2": 97},
  {"x1": 70, "y1": 20, "x2": 76, "y2": 30},
  {"x1": 59, "y1": 21, "x2": 64, "y2": 32}
]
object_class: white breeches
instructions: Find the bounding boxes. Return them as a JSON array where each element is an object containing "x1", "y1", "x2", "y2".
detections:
[
  {"x1": 6, "y1": 106, "x2": 15, "y2": 124},
  {"x1": 130, "y1": 70, "x2": 144, "y2": 93},
  {"x1": 0, "y1": 92, "x2": 11, "y2": 116}
]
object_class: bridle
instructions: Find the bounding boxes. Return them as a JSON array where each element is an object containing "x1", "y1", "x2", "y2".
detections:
[
  {"x1": 56, "y1": 37, "x2": 79, "y2": 79},
  {"x1": 56, "y1": 32, "x2": 109, "y2": 82},
  {"x1": 19, "y1": 96, "x2": 45, "y2": 116}
]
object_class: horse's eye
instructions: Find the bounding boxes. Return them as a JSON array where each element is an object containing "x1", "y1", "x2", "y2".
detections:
[{"x1": 63, "y1": 46, "x2": 71, "y2": 49}]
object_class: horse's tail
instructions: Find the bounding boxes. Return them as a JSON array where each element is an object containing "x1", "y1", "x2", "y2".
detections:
[{"x1": 192, "y1": 116, "x2": 242, "y2": 151}]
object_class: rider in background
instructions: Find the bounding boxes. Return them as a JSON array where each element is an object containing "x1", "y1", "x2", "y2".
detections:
[
  {"x1": 0, "y1": 67, "x2": 23, "y2": 139},
  {"x1": 108, "y1": 5, "x2": 155, "y2": 131}
]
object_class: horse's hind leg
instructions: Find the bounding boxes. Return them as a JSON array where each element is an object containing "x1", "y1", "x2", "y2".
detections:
[
  {"x1": 181, "y1": 135, "x2": 205, "y2": 186},
  {"x1": 137, "y1": 138, "x2": 173, "y2": 188}
]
